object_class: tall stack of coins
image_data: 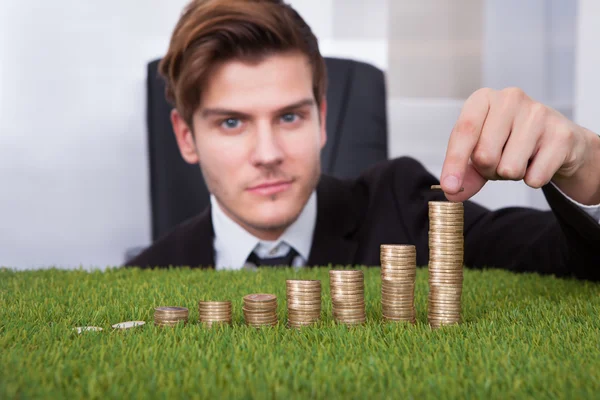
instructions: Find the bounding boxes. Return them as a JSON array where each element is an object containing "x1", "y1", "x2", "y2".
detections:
[
  {"x1": 154, "y1": 306, "x2": 189, "y2": 327},
  {"x1": 329, "y1": 270, "x2": 366, "y2": 325},
  {"x1": 286, "y1": 280, "x2": 322, "y2": 328},
  {"x1": 380, "y1": 244, "x2": 417, "y2": 324},
  {"x1": 243, "y1": 294, "x2": 278, "y2": 327},
  {"x1": 428, "y1": 200, "x2": 464, "y2": 328},
  {"x1": 198, "y1": 301, "x2": 232, "y2": 327}
]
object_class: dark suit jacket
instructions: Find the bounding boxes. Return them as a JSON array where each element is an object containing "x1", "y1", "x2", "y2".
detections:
[{"x1": 127, "y1": 157, "x2": 600, "y2": 281}]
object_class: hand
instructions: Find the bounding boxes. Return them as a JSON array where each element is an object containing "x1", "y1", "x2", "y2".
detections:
[{"x1": 440, "y1": 87, "x2": 600, "y2": 205}]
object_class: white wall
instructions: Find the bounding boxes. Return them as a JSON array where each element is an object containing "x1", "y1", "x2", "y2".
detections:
[
  {"x1": 574, "y1": 0, "x2": 600, "y2": 134},
  {"x1": 289, "y1": 0, "x2": 389, "y2": 70},
  {"x1": 0, "y1": 0, "x2": 189, "y2": 269}
]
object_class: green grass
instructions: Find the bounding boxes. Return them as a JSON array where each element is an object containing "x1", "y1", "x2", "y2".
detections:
[{"x1": 1, "y1": 266, "x2": 599, "y2": 399}]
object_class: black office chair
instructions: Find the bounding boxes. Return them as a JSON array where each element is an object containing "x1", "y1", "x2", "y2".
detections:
[{"x1": 145, "y1": 56, "x2": 389, "y2": 243}]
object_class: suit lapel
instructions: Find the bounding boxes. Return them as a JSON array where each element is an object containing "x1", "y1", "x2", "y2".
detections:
[
  {"x1": 307, "y1": 175, "x2": 364, "y2": 267},
  {"x1": 190, "y1": 206, "x2": 216, "y2": 268}
]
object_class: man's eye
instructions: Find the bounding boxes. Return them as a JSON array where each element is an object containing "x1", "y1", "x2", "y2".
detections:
[
  {"x1": 281, "y1": 113, "x2": 298, "y2": 123},
  {"x1": 221, "y1": 118, "x2": 241, "y2": 129}
]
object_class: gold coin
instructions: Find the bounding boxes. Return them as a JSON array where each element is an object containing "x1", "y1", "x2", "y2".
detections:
[
  {"x1": 330, "y1": 281, "x2": 364, "y2": 286},
  {"x1": 429, "y1": 273, "x2": 463, "y2": 280},
  {"x1": 381, "y1": 287, "x2": 415, "y2": 295},
  {"x1": 198, "y1": 300, "x2": 231, "y2": 306},
  {"x1": 380, "y1": 267, "x2": 417, "y2": 274},
  {"x1": 330, "y1": 289, "x2": 365, "y2": 296},
  {"x1": 380, "y1": 244, "x2": 416, "y2": 251},
  {"x1": 429, "y1": 270, "x2": 464, "y2": 276},
  {"x1": 428, "y1": 306, "x2": 462, "y2": 313},
  {"x1": 198, "y1": 310, "x2": 232, "y2": 316},
  {"x1": 288, "y1": 312, "x2": 321, "y2": 320},
  {"x1": 380, "y1": 251, "x2": 417, "y2": 258},
  {"x1": 286, "y1": 297, "x2": 321, "y2": 304},
  {"x1": 428, "y1": 220, "x2": 464, "y2": 226},
  {"x1": 199, "y1": 315, "x2": 232, "y2": 321},
  {"x1": 428, "y1": 209, "x2": 464, "y2": 214},
  {"x1": 244, "y1": 294, "x2": 277, "y2": 303},
  {"x1": 287, "y1": 307, "x2": 321, "y2": 313},
  {"x1": 286, "y1": 279, "x2": 321, "y2": 285},
  {"x1": 381, "y1": 293, "x2": 415, "y2": 300},
  {"x1": 381, "y1": 273, "x2": 417, "y2": 280},
  {"x1": 286, "y1": 291, "x2": 322, "y2": 297},
  {"x1": 381, "y1": 270, "x2": 417, "y2": 277},
  {"x1": 245, "y1": 315, "x2": 278, "y2": 323},
  {"x1": 329, "y1": 269, "x2": 363, "y2": 275},
  {"x1": 155, "y1": 306, "x2": 188, "y2": 312},
  {"x1": 333, "y1": 311, "x2": 366, "y2": 319},
  {"x1": 381, "y1": 288, "x2": 415, "y2": 296},
  {"x1": 428, "y1": 264, "x2": 464, "y2": 270},
  {"x1": 382, "y1": 300, "x2": 414, "y2": 308},
  {"x1": 198, "y1": 310, "x2": 233, "y2": 316},
  {"x1": 383, "y1": 306, "x2": 416, "y2": 313}
]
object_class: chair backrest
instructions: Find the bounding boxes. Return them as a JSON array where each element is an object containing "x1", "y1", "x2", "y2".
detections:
[{"x1": 147, "y1": 57, "x2": 388, "y2": 241}]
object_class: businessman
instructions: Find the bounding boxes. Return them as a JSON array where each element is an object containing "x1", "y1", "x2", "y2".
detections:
[{"x1": 127, "y1": 0, "x2": 600, "y2": 280}]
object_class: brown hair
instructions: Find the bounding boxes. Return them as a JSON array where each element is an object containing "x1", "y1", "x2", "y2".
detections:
[{"x1": 159, "y1": 0, "x2": 327, "y2": 127}]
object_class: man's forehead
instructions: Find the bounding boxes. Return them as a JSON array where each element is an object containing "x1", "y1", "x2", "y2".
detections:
[
  {"x1": 199, "y1": 97, "x2": 316, "y2": 118},
  {"x1": 196, "y1": 53, "x2": 316, "y2": 116}
]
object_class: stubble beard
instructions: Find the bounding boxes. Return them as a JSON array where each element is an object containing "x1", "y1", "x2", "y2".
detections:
[{"x1": 202, "y1": 160, "x2": 321, "y2": 235}]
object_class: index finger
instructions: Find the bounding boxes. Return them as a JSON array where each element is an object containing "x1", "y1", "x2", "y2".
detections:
[{"x1": 441, "y1": 88, "x2": 492, "y2": 193}]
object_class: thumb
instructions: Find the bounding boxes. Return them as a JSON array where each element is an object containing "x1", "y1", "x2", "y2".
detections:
[{"x1": 442, "y1": 161, "x2": 487, "y2": 202}]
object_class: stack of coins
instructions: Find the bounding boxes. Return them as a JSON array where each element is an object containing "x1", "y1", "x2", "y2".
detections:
[
  {"x1": 243, "y1": 294, "x2": 278, "y2": 327},
  {"x1": 428, "y1": 200, "x2": 464, "y2": 328},
  {"x1": 198, "y1": 301, "x2": 232, "y2": 327},
  {"x1": 380, "y1": 244, "x2": 417, "y2": 324},
  {"x1": 329, "y1": 270, "x2": 366, "y2": 325},
  {"x1": 286, "y1": 280, "x2": 322, "y2": 328},
  {"x1": 154, "y1": 306, "x2": 189, "y2": 327}
]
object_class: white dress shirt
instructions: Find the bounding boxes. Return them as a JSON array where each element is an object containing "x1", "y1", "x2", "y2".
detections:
[
  {"x1": 211, "y1": 184, "x2": 600, "y2": 270},
  {"x1": 212, "y1": 192, "x2": 317, "y2": 270}
]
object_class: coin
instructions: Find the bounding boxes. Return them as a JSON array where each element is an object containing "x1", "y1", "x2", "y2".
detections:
[
  {"x1": 112, "y1": 321, "x2": 145, "y2": 329},
  {"x1": 198, "y1": 301, "x2": 232, "y2": 326},
  {"x1": 244, "y1": 294, "x2": 277, "y2": 303},
  {"x1": 428, "y1": 199, "x2": 465, "y2": 328},
  {"x1": 379, "y1": 244, "x2": 417, "y2": 324},
  {"x1": 74, "y1": 326, "x2": 103, "y2": 334},
  {"x1": 243, "y1": 293, "x2": 278, "y2": 327},
  {"x1": 154, "y1": 306, "x2": 189, "y2": 327},
  {"x1": 329, "y1": 270, "x2": 366, "y2": 325}
]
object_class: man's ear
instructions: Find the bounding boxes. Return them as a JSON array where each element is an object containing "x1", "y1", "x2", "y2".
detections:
[
  {"x1": 319, "y1": 97, "x2": 327, "y2": 149},
  {"x1": 171, "y1": 109, "x2": 199, "y2": 164}
]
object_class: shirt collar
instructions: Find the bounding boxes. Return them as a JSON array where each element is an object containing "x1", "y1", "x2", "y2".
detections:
[{"x1": 211, "y1": 192, "x2": 317, "y2": 270}]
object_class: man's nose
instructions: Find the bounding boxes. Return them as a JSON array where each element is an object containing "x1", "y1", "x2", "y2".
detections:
[{"x1": 250, "y1": 124, "x2": 284, "y2": 166}]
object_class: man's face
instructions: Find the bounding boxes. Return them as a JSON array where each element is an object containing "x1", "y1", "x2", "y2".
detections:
[{"x1": 171, "y1": 52, "x2": 327, "y2": 240}]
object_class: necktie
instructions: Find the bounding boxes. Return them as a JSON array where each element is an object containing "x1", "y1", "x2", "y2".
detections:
[{"x1": 246, "y1": 247, "x2": 300, "y2": 267}]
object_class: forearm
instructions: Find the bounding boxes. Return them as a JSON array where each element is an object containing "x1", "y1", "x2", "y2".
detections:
[{"x1": 552, "y1": 128, "x2": 600, "y2": 206}]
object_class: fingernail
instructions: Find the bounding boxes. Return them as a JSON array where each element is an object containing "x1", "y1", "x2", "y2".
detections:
[{"x1": 443, "y1": 175, "x2": 460, "y2": 192}]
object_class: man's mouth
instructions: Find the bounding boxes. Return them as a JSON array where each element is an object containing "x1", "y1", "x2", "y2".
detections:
[{"x1": 247, "y1": 180, "x2": 294, "y2": 196}]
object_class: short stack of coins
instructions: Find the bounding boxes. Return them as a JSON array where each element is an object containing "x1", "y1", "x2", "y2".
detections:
[
  {"x1": 380, "y1": 244, "x2": 417, "y2": 324},
  {"x1": 243, "y1": 294, "x2": 278, "y2": 327},
  {"x1": 198, "y1": 301, "x2": 232, "y2": 327},
  {"x1": 428, "y1": 200, "x2": 464, "y2": 328},
  {"x1": 286, "y1": 280, "x2": 322, "y2": 328},
  {"x1": 329, "y1": 270, "x2": 366, "y2": 325},
  {"x1": 154, "y1": 306, "x2": 189, "y2": 327}
]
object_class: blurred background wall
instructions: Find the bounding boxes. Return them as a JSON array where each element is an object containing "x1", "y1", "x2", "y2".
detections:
[{"x1": 1, "y1": 0, "x2": 598, "y2": 269}]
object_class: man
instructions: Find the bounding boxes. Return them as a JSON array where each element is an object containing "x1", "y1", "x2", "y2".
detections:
[{"x1": 127, "y1": 0, "x2": 600, "y2": 281}]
